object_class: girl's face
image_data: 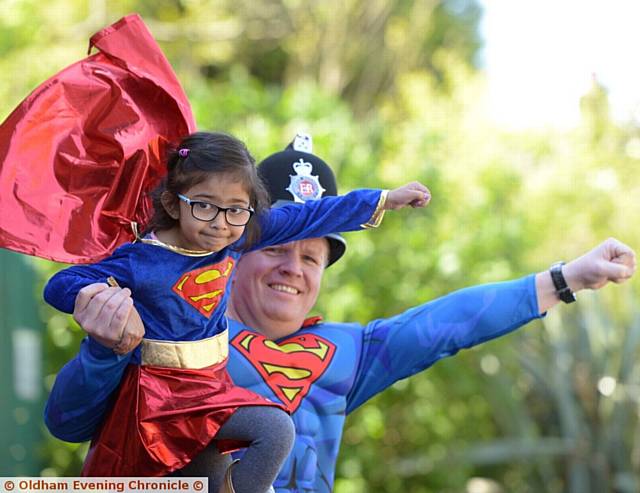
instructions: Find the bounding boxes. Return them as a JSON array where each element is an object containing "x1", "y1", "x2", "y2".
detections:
[{"x1": 170, "y1": 173, "x2": 251, "y2": 252}]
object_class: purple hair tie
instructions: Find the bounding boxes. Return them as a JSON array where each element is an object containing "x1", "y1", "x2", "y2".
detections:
[{"x1": 178, "y1": 148, "x2": 190, "y2": 158}]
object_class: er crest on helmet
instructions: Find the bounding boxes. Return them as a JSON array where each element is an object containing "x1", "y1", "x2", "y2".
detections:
[{"x1": 286, "y1": 158, "x2": 327, "y2": 203}]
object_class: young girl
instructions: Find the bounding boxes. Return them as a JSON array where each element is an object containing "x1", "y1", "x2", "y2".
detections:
[{"x1": 44, "y1": 131, "x2": 430, "y2": 492}]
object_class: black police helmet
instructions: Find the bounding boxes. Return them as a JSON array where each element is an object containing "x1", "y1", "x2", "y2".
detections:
[{"x1": 257, "y1": 133, "x2": 346, "y2": 267}]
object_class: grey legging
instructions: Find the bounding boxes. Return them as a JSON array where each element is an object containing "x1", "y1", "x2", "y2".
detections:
[{"x1": 180, "y1": 406, "x2": 295, "y2": 493}]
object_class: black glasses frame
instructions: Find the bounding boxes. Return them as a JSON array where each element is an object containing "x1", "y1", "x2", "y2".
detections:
[{"x1": 177, "y1": 194, "x2": 254, "y2": 226}]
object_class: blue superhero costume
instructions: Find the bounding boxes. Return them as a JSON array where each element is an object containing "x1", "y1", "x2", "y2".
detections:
[
  {"x1": 46, "y1": 271, "x2": 542, "y2": 489},
  {"x1": 43, "y1": 188, "x2": 384, "y2": 476}
]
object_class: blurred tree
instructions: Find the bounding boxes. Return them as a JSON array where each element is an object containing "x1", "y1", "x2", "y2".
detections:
[{"x1": 580, "y1": 73, "x2": 611, "y2": 144}]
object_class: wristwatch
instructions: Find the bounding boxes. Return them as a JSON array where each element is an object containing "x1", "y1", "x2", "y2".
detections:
[{"x1": 549, "y1": 262, "x2": 576, "y2": 304}]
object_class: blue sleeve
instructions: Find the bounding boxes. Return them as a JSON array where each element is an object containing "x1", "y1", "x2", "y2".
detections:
[
  {"x1": 252, "y1": 189, "x2": 382, "y2": 250},
  {"x1": 43, "y1": 246, "x2": 135, "y2": 314},
  {"x1": 44, "y1": 337, "x2": 131, "y2": 442},
  {"x1": 346, "y1": 275, "x2": 542, "y2": 414}
]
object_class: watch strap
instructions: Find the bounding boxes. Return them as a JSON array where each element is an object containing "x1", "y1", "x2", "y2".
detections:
[{"x1": 549, "y1": 262, "x2": 577, "y2": 304}]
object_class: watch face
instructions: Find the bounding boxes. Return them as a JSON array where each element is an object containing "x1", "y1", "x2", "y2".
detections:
[{"x1": 559, "y1": 289, "x2": 577, "y2": 304}]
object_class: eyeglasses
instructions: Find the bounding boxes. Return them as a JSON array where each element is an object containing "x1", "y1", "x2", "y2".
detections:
[{"x1": 177, "y1": 194, "x2": 254, "y2": 226}]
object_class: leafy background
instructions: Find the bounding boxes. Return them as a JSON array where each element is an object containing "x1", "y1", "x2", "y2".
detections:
[{"x1": 1, "y1": 1, "x2": 639, "y2": 491}]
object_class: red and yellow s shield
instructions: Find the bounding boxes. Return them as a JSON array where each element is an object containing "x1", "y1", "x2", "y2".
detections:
[
  {"x1": 172, "y1": 258, "x2": 235, "y2": 317},
  {"x1": 231, "y1": 330, "x2": 336, "y2": 413}
]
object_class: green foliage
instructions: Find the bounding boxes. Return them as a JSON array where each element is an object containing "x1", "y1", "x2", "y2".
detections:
[{"x1": 1, "y1": 1, "x2": 639, "y2": 491}]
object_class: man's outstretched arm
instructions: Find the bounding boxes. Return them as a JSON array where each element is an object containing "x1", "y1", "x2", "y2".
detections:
[{"x1": 347, "y1": 238, "x2": 636, "y2": 413}]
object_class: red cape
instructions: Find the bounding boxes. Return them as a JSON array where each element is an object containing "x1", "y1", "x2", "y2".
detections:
[{"x1": 0, "y1": 14, "x2": 196, "y2": 263}]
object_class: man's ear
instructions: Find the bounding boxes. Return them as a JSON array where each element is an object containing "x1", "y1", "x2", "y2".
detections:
[{"x1": 161, "y1": 191, "x2": 180, "y2": 219}]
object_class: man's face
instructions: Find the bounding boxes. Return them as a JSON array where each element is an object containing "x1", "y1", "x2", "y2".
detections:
[{"x1": 230, "y1": 237, "x2": 329, "y2": 331}]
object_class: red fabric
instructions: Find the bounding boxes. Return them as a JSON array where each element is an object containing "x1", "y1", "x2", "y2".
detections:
[
  {"x1": 302, "y1": 316, "x2": 323, "y2": 328},
  {"x1": 0, "y1": 14, "x2": 196, "y2": 263},
  {"x1": 82, "y1": 361, "x2": 285, "y2": 477}
]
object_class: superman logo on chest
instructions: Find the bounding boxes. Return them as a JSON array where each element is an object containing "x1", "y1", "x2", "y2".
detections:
[
  {"x1": 172, "y1": 257, "x2": 235, "y2": 317},
  {"x1": 231, "y1": 329, "x2": 337, "y2": 413}
]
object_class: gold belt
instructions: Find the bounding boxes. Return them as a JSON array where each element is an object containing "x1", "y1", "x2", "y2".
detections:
[{"x1": 140, "y1": 329, "x2": 228, "y2": 369}]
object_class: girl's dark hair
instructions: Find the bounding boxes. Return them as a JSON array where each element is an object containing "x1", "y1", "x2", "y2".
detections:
[{"x1": 146, "y1": 131, "x2": 270, "y2": 250}]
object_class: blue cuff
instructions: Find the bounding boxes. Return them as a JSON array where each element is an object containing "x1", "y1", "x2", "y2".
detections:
[{"x1": 85, "y1": 336, "x2": 128, "y2": 361}]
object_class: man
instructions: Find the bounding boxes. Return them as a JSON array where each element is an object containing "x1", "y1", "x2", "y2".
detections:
[{"x1": 46, "y1": 135, "x2": 636, "y2": 492}]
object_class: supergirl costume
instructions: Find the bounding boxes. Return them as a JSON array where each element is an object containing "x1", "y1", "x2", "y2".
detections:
[{"x1": 43, "y1": 189, "x2": 387, "y2": 477}]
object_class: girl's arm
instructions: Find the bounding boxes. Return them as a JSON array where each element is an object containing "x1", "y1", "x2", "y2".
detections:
[
  {"x1": 254, "y1": 182, "x2": 430, "y2": 250},
  {"x1": 44, "y1": 246, "x2": 134, "y2": 313}
]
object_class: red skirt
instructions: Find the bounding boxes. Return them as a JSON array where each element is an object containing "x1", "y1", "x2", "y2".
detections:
[{"x1": 82, "y1": 359, "x2": 282, "y2": 476}]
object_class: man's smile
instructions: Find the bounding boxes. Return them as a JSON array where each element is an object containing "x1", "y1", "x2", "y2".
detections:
[{"x1": 269, "y1": 283, "x2": 301, "y2": 295}]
